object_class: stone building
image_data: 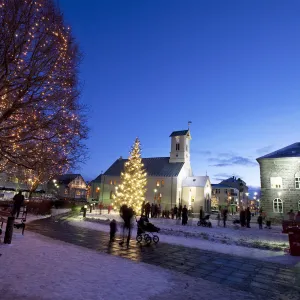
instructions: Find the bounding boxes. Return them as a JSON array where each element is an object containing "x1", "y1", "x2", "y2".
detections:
[
  {"x1": 257, "y1": 143, "x2": 300, "y2": 217},
  {"x1": 211, "y1": 184, "x2": 239, "y2": 211},
  {"x1": 90, "y1": 129, "x2": 212, "y2": 212}
]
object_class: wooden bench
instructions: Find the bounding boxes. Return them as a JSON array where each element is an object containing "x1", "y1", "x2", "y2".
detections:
[
  {"x1": 282, "y1": 220, "x2": 300, "y2": 233},
  {"x1": 0, "y1": 206, "x2": 27, "y2": 236}
]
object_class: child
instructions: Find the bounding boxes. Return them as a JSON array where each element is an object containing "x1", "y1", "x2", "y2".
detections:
[
  {"x1": 257, "y1": 214, "x2": 263, "y2": 229},
  {"x1": 217, "y1": 211, "x2": 221, "y2": 226},
  {"x1": 109, "y1": 219, "x2": 117, "y2": 243}
]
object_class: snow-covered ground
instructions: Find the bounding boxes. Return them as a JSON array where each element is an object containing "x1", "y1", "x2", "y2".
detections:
[
  {"x1": 0, "y1": 231, "x2": 256, "y2": 300},
  {"x1": 68, "y1": 211, "x2": 300, "y2": 267}
]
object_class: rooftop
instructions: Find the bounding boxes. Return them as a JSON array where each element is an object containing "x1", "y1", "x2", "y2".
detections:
[
  {"x1": 103, "y1": 157, "x2": 184, "y2": 177},
  {"x1": 169, "y1": 130, "x2": 189, "y2": 137},
  {"x1": 257, "y1": 143, "x2": 300, "y2": 160},
  {"x1": 182, "y1": 176, "x2": 210, "y2": 187}
]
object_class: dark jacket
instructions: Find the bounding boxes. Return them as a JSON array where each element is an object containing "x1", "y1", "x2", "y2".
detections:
[
  {"x1": 246, "y1": 208, "x2": 251, "y2": 220},
  {"x1": 13, "y1": 193, "x2": 24, "y2": 207}
]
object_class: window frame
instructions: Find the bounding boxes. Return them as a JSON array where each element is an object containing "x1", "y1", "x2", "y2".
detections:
[
  {"x1": 295, "y1": 177, "x2": 300, "y2": 189},
  {"x1": 270, "y1": 177, "x2": 282, "y2": 189},
  {"x1": 273, "y1": 198, "x2": 283, "y2": 213}
]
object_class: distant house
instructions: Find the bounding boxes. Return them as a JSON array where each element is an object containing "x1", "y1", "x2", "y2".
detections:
[
  {"x1": 48, "y1": 174, "x2": 87, "y2": 201},
  {"x1": 257, "y1": 143, "x2": 300, "y2": 217},
  {"x1": 211, "y1": 184, "x2": 239, "y2": 211},
  {"x1": 87, "y1": 174, "x2": 102, "y2": 202}
]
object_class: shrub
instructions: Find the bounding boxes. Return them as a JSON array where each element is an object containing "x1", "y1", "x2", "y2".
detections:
[{"x1": 26, "y1": 200, "x2": 53, "y2": 215}]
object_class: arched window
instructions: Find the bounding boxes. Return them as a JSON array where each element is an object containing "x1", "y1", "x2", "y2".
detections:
[
  {"x1": 295, "y1": 172, "x2": 300, "y2": 189},
  {"x1": 110, "y1": 191, "x2": 114, "y2": 199},
  {"x1": 156, "y1": 180, "x2": 160, "y2": 187},
  {"x1": 273, "y1": 198, "x2": 283, "y2": 213}
]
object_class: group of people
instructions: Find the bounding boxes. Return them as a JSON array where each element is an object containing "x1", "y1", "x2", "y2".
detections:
[
  {"x1": 287, "y1": 209, "x2": 300, "y2": 222},
  {"x1": 142, "y1": 202, "x2": 161, "y2": 218}
]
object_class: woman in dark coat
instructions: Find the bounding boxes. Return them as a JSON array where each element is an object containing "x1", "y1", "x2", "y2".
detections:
[{"x1": 182, "y1": 205, "x2": 188, "y2": 225}]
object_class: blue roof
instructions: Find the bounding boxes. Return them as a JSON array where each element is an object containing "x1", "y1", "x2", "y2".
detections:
[
  {"x1": 103, "y1": 157, "x2": 184, "y2": 177},
  {"x1": 169, "y1": 130, "x2": 189, "y2": 137},
  {"x1": 257, "y1": 143, "x2": 300, "y2": 160}
]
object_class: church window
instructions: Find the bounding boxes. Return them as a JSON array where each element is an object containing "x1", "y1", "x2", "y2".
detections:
[
  {"x1": 176, "y1": 143, "x2": 180, "y2": 151},
  {"x1": 161, "y1": 180, "x2": 164, "y2": 187},
  {"x1": 295, "y1": 173, "x2": 300, "y2": 189},
  {"x1": 113, "y1": 180, "x2": 117, "y2": 185},
  {"x1": 270, "y1": 177, "x2": 282, "y2": 189},
  {"x1": 96, "y1": 187, "x2": 100, "y2": 193},
  {"x1": 156, "y1": 180, "x2": 160, "y2": 187},
  {"x1": 109, "y1": 180, "x2": 113, "y2": 185},
  {"x1": 110, "y1": 191, "x2": 114, "y2": 199},
  {"x1": 273, "y1": 198, "x2": 283, "y2": 213}
]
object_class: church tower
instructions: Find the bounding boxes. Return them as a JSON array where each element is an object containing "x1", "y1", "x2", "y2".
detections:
[{"x1": 169, "y1": 129, "x2": 191, "y2": 164}]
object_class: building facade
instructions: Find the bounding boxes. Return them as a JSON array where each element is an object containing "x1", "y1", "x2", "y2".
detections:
[
  {"x1": 90, "y1": 129, "x2": 212, "y2": 212},
  {"x1": 211, "y1": 184, "x2": 239, "y2": 211},
  {"x1": 257, "y1": 143, "x2": 300, "y2": 217}
]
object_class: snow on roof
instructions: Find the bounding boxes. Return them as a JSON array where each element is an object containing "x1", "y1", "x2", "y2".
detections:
[{"x1": 182, "y1": 176, "x2": 209, "y2": 187}]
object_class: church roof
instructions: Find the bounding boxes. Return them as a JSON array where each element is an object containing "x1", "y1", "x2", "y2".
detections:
[
  {"x1": 169, "y1": 130, "x2": 189, "y2": 137},
  {"x1": 103, "y1": 157, "x2": 184, "y2": 177},
  {"x1": 257, "y1": 143, "x2": 300, "y2": 160},
  {"x1": 182, "y1": 176, "x2": 209, "y2": 187}
]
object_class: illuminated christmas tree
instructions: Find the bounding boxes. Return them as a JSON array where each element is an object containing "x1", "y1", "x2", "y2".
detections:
[{"x1": 113, "y1": 138, "x2": 147, "y2": 214}]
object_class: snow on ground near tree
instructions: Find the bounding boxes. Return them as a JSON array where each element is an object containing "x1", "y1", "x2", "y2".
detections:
[
  {"x1": 0, "y1": 231, "x2": 256, "y2": 300},
  {"x1": 68, "y1": 213, "x2": 300, "y2": 267}
]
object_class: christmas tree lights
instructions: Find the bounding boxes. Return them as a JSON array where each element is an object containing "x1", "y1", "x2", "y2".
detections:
[{"x1": 113, "y1": 138, "x2": 147, "y2": 214}]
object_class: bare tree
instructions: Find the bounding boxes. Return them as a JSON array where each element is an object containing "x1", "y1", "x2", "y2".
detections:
[{"x1": 0, "y1": 0, "x2": 88, "y2": 190}]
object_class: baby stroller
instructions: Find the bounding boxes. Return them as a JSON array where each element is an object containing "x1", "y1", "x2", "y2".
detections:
[
  {"x1": 197, "y1": 214, "x2": 212, "y2": 227},
  {"x1": 136, "y1": 216, "x2": 160, "y2": 244}
]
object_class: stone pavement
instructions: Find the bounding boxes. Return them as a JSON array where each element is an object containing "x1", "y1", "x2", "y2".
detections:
[{"x1": 27, "y1": 215, "x2": 300, "y2": 299}]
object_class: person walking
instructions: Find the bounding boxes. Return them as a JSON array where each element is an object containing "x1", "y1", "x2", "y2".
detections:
[
  {"x1": 145, "y1": 202, "x2": 150, "y2": 218},
  {"x1": 240, "y1": 209, "x2": 246, "y2": 227},
  {"x1": 182, "y1": 205, "x2": 188, "y2": 225},
  {"x1": 109, "y1": 219, "x2": 117, "y2": 242},
  {"x1": 119, "y1": 205, "x2": 134, "y2": 247},
  {"x1": 199, "y1": 206, "x2": 204, "y2": 220},
  {"x1": 178, "y1": 204, "x2": 182, "y2": 220},
  {"x1": 223, "y1": 208, "x2": 228, "y2": 228},
  {"x1": 173, "y1": 205, "x2": 178, "y2": 219},
  {"x1": 257, "y1": 214, "x2": 263, "y2": 229},
  {"x1": 246, "y1": 207, "x2": 251, "y2": 228},
  {"x1": 12, "y1": 191, "x2": 25, "y2": 219}
]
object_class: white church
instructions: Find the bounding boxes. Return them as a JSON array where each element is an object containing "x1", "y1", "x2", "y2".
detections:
[{"x1": 90, "y1": 129, "x2": 212, "y2": 213}]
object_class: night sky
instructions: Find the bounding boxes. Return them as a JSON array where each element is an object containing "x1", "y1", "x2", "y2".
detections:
[{"x1": 59, "y1": 0, "x2": 300, "y2": 186}]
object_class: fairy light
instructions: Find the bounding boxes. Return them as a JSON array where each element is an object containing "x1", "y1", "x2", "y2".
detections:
[
  {"x1": 0, "y1": 0, "x2": 88, "y2": 189},
  {"x1": 113, "y1": 138, "x2": 147, "y2": 214}
]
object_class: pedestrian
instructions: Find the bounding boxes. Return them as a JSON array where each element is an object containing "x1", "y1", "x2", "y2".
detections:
[
  {"x1": 223, "y1": 208, "x2": 228, "y2": 228},
  {"x1": 257, "y1": 214, "x2": 263, "y2": 229},
  {"x1": 199, "y1": 206, "x2": 204, "y2": 220},
  {"x1": 217, "y1": 211, "x2": 221, "y2": 226},
  {"x1": 296, "y1": 211, "x2": 300, "y2": 222},
  {"x1": 246, "y1": 207, "x2": 251, "y2": 228},
  {"x1": 151, "y1": 203, "x2": 155, "y2": 218},
  {"x1": 178, "y1": 204, "x2": 182, "y2": 220},
  {"x1": 287, "y1": 209, "x2": 295, "y2": 221},
  {"x1": 119, "y1": 204, "x2": 134, "y2": 247},
  {"x1": 182, "y1": 205, "x2": 188, "y2": 225},
  {"x1": 12, "y1": 191, "x2": 25, "y2": 218},
  {"x1": 240, "y1": 209, "x2": 246, "y2": 227},
  {"x1": 141, "y1": 201, "x2": 145, "y2": 216},
  {"x1": 171, "y1": 208, "x2": 174, "y2": 219},
  {"x1": 109, "y1": 219, "x2": 117, "y2": 242},
  {"x1": 145, "y1": 202, "x2": 150, "y2": 218},
  {"x1": 173, "y1": 205, "x2": 178, "y2": 219}
]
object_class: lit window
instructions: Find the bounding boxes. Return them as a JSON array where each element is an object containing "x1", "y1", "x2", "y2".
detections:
[
  {"x1": 161, "y1": 180, "x2": 164, "y2": 187},
  {"x1": 270, "y1": 177, "x2": 282, "y2": 189},
  {"x1": 114, "y1": 180, "x2": 117, "y2": 185},
  {"x1": 156, "y1": 180, "x2": 160, "y2": 187},
  {"x1": 110, "y1": 191, "x2": 113, "y2": 199},
  {"x1": 295, "y1": 176, "x2": 300, "y2": 189},
  {"x1": 158, "y1": 193, "x2": 162, "y2": 200},
  {"x1": 76, "y1": 190, "x2": 81, "y2": 196},
  {"x1": 110, "y1": 180, "x2": 113, "y2": 185},
  {"x1": 64, "y1": 189, "x2": 68, "y2": 195},
  {"x1": 96, "y1": 187, "x2": 100, "y2": 193},
  {"x1": 273, "y1": 198, "x2": 283, "y2": 213}
]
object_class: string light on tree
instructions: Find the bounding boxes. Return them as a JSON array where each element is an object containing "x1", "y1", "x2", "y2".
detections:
[{"x1": 113, "y1": 138, "x2": 147, "y2": 214}]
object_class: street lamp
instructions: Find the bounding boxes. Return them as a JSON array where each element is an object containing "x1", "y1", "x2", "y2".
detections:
[{"x1": 245, "y1": 192, "x2": 249, "y2": 208}]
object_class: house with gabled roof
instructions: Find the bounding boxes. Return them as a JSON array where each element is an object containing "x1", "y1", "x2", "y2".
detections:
[
  {"x1": 257, "y1": 143, "x2": 300, "y2": 217},
  {"x1": 90, "y1": 129, "x2": 212, "y2": 213}
]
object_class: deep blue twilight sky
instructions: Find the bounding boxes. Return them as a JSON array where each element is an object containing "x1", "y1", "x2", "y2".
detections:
[{"x1": 60, "y1": 0, "x2": 300, "y2": 186}]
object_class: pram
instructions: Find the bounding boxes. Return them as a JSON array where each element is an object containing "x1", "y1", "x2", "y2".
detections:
[
  {"x1": 136, "y1": 216, "x2": 160, "y2": 244},
  {"x1": 197, "y1": 214, "x2": 212, "y2": 227}
]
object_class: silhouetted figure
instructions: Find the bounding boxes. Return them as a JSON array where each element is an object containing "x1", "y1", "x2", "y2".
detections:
[
  {"x1": 173, "y1": 205, "x2": 178, "y2": 219},
  {"x1": 257, "y1": 214, "x2": 263, "y2": 230},
  {"x1": 223, "y1": 208, "x2": 228, "y2": 227},
  {"x1": 178, "y1": 205, "x2": 182, "y2": 220},
  {"x1": 119, "y1": 205, "x2": 134, "y2": 247},
  {"x1": 240, "y1": 209, "x2": 246, "y2": 227},
  {"x1": 109, "y1": 219, "x2": 117, "y2": 242},
  {"x1": 145, "y1": 202, "x2": 150, "y2": 218},
  {"x1": 12, "y1": 191, "x2": 24, "y2": 218},
  {"x1": 246, "y1": 207, "x2": 251, "y2": 228},
  {"x1": 141, "y1": 201, "x2": 145, "y2": 216},
  {"x1": 182, "y1": 205, "x2": 188, "y2": 225},
  {"x1": 199, "y1": 207, "x2": 204, "y2": 220},
  {"x1": 151, "y1": 203, "x2": 155, "y2": 218}
]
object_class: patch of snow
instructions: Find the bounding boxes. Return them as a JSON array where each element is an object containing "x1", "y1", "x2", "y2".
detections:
[{"x1": 0, "y1": 231, "x2": 256, "y2": 300}]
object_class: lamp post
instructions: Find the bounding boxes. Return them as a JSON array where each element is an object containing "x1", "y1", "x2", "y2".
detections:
[{"x1": 245, "y1": 192, "x2": 249, "y2": 208}]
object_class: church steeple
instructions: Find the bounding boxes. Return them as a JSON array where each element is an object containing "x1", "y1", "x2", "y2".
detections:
[{"x1": 169, "y1": 129, "x2": 191, "y2": 164}]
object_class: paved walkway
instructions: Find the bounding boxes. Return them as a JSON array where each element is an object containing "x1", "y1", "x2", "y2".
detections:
[{"x1": 27, "y1": 215, "x2": 300, "y2": 299}]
